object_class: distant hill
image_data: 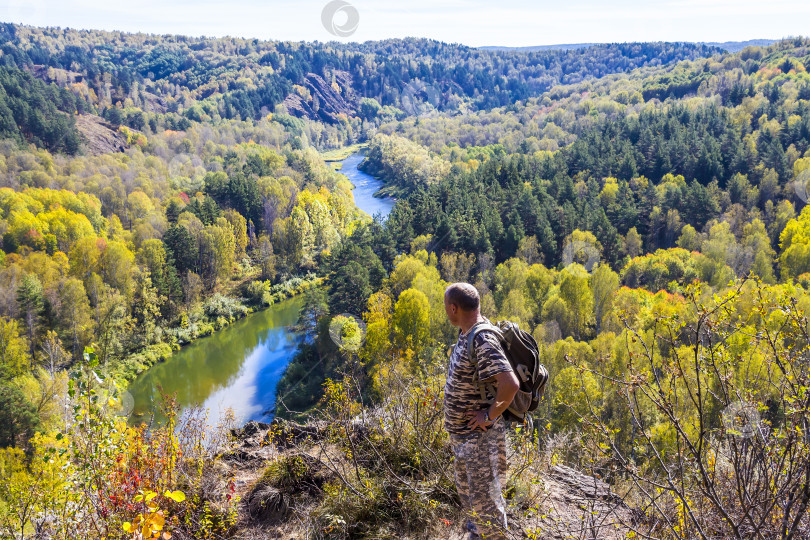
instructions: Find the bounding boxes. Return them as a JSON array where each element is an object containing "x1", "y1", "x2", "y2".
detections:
[
  {"x1": 480, "y1": 43, "x2": 598, "y2": 52},
  {"x1": 0, "y1": 22, "x2": 722, "y2": 139},
  {"x1": 701, "y1": 39, "x2": 777, "y2": 51},
  {"x1": 481, "y1": 39, "x2": 777, "y2": 53}
]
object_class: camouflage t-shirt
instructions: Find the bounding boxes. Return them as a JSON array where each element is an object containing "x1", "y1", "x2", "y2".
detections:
[{"x1": 444, "y1": 318, "x2": 514, "y2": 436}]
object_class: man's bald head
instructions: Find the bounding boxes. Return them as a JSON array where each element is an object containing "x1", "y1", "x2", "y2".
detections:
[{"x1": 445, "y1": 282, "x2": 480, "y2": 312}]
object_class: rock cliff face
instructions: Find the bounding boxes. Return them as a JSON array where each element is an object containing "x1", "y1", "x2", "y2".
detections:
[
  {"x1": 282, "y1": 70, "x2": 358, "y2": 124},
  {"x1": 75, "y1": 114, "x2": 129, "y2": 155},
  {"x1": 222, "y1": 419, "x2": 642, "y2": 539}
]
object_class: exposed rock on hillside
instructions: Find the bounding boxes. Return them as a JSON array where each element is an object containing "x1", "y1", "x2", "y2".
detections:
[
  {"x1": 283, "y1": 70, "x2": 358, "y2": 124},
  {"x1": 529, "y1": 465, "x2": 642, "y2": 539},
  {"x1": 75, "y1": 115, "x2": 128, "y2": 155}
]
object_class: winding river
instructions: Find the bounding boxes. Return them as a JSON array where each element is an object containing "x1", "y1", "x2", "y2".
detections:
[
  {"x1": 128, "y1": 153, "x2": 394, "y2": 428},
  {"x1": 337, "y1": 153, "x2": 396, "y2": 219}
]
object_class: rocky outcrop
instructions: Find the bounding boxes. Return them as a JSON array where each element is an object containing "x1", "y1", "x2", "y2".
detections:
[
  {"x1": 264, "y1": 419, "x2": 329, "y2": 449},
  {"x1": 523, "y1": 465, "x2": 643, "y2": 539},
  {"x1": 224, "y1": 418, "x2": 643, "y2": 538},
  {"x1": 282, "y1": 70, "x2": 358, "y2": 124},
  {"x1": 75, "y1": 115, "x2": 128, "y2": 155},
  {"x1": 230, "y1": 420, "x2": 273, "y2": 440},
  {"x1": 222, "y1": 421, "x2": 274, "y2": 465},
  {"x1": 549, "y1": 464, "x2": 622, "y2": 501}
]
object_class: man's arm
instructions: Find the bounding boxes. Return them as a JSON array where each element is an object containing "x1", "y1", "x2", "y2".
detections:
[
  {"x1": 465, "y1": 370, "x2": 519, "y2": 431},
  {"x1": 488, "y1": 370, "x2": 520, "y2": 418}
]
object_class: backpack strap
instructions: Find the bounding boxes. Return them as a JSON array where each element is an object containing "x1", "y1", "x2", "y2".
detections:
[{"x1": 465, "y1": 321, "x2": 503, "y2": 403}]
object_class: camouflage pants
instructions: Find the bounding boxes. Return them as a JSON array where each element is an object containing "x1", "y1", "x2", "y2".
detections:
[{"x1": 450, "y1": 419, "x2": 508, "y2": 539}]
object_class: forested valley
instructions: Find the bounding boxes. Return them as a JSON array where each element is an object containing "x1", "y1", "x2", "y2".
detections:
[{"x1": 1, "y1": 21, "x2": 810, "y2": 539}]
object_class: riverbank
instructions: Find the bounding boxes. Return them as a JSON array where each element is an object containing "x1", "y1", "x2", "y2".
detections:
[
  {"x1": 321, "y1": 142, "x2": 368, "y2": 163},
  {"x1": 324, "y1": 145, "x2": 398, "y2": 202},
  {"x1": 357, "y1": 156, "x2": 411, "y2": 199},
  {"x1": 114, "y1": 274, "x2": 322, "y2": 386}
]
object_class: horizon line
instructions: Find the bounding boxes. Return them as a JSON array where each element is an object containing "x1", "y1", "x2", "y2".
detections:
[{"x1": 0, "y1": 20, "x2": 789, "y2": 50}]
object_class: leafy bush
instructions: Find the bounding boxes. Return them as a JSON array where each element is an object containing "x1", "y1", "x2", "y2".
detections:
[
  {"x1": 202, "y1": 293, "x2": 249, "y2": 321},
  {"x1": 0, "y1": 348, "x2": 238, "y2": 538},
  {"x1": 562, "y1": 278, "x2": 810, "y2": 538},
  {"x1": 299, "y1": 370, "x2": 457, "y2": 538},
  {"x1": 242, "y1": 280, "x2": 268, "y2": 307},
  {"x1": 115, "y1": 342, "x2": 174, "y2": 382}
]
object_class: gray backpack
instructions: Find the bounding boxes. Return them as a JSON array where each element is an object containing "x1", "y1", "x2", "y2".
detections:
[{"x1": 465, "y1": 320, "x2": 549, "y2": 423}]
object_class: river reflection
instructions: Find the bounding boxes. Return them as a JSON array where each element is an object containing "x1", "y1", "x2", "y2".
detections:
[{"x1": 128, "y1": 295, "x2": 304, "y2": 428}]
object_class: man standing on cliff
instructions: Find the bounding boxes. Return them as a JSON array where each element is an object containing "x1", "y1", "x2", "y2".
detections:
[{"x1": 443, "y1": 282, "x2": 519, "y2": 540}]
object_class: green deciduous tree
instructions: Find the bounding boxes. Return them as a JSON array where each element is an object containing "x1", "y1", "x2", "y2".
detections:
[
  {"x1": 779, "y1": 205, "x2": 810, "y2": 280},
  {"x1": 255, "y1": 234, "x2": 276, "y2": 281},
  {"x1": 591, "y1": 263, "x2": 620, "y2": 334},
  {"x1": 392, "y1": 288, "x2": 430, "y2": 355},
  {"x1": 0, "y1": 318, "x2": 29, "y2": 380},
  {"x1": 57, "y1": 277, "x2": 92, "y2": 361}
]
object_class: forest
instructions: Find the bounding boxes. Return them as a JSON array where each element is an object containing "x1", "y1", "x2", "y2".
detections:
[{"x1": 0, "y1": 20, "x2": 809, "y2": 539}]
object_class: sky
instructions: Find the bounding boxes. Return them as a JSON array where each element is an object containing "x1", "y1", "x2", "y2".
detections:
[{"x1": 0, "y1": 0, "x2": 807, "y2": 47}]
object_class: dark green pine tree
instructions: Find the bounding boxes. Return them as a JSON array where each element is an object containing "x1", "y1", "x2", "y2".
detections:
[
  {"x1": 163, "y1": 225, "x2": 199, "y2": 276},
  {"x1": 328, "y1": 260, "x2": 372, "y2": 316},
  {"x1": 433, "y1": 214, "x2": 459, "y2": 254},
  {"x1": 0, "y1": 383, "x2": 40, "y2": 452},
  {"x1": 502, "y1": 210, "x2": 525, "y2": 260},
  {"x1": 16, "y1": 274, "x2": 44, "y2": 360},
  {"x1": 684, "y1": 179, "x2": 721, "y2": 227}
]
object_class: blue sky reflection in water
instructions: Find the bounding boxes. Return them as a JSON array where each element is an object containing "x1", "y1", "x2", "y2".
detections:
[{"x1": 128, "y1": 296, "x2": 304, "y2": 430}]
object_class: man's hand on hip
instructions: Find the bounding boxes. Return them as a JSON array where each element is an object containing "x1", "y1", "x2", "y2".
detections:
[
  {"x1": 465, "y1": 409, "x2": 493, "y2": 431},
  {"x1": 465, "y1": 371, "x2": 520, "y2": 431}
]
